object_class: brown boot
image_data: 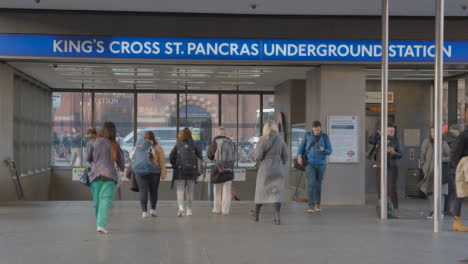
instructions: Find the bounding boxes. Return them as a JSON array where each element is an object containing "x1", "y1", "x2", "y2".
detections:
[{"x1": 453, "y1": 216, "x2": 468, "y2": 232}]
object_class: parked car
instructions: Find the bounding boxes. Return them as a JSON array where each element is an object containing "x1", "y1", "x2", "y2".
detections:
[{"x1": 120, "y1": 127, "x2": 177, "y2": 164}]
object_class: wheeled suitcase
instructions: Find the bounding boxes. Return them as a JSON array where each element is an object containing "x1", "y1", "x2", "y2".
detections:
[{"x1": 406, "y1": 168, "x2": 426, "y2": 198}]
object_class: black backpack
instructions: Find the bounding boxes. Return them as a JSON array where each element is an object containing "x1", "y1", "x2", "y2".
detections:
[{"x1": 176, "y1": 142, "x2": 198, "y2": 176}]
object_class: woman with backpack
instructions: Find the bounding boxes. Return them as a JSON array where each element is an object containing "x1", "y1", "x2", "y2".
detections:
[
  {"x1": 251, "y1": 120, "x2": 289, "y2": 225},
  {"x1": 131, "y1": 131, "x2": 167, "y2": 218},
  {"x1": 417, "y1": 127, "x2": 451, "y2": 219},
  {"x1": 207, "y1": 127, "x2": 236, "y2": 215},
  {"x1": 86, "y1": 122, "x2": 125, "y2": 234},
  {"x1": 169, "y1": 128, "x2": 203, "y2": 217}
]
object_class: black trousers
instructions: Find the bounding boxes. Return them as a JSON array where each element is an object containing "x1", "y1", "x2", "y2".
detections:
[
  {"x1": 136, "y1": 173, "x2": 161, "y2": 212},
  {"x1": 255, "y1": 203, "x2": 281, "y2": 212},
  {"x1": 376, "y1": 166, "x2": 399, "y2": 210}
]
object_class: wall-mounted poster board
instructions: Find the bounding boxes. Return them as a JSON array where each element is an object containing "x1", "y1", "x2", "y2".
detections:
[{"x1": 327, "y1": 115, "x2": 359, "y2": 163}]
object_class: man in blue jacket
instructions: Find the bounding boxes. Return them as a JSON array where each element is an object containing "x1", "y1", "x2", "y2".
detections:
[{"x1": 297, "y1": 121, "x2": 332, "y2": 213}]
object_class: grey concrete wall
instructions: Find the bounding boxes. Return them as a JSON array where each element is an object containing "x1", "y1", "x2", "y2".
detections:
[
  {"x1": 0, "y1": 64, "x2": 51, "y2": 201},
  {"x1": 1, "y1": 11, "x2": 468, "y2": 41},
  {"x1": 0, "y1": 63, "x2": 18, "y2": 201},
  {"x1": 306, "y1": 66, "x2": 366, "y2": 205},
  {"x1": 366, "y1": 81, "x2": 432, "y2": 197},
  {"x1": 49, "y1": 169, "x2": 257, "y2": 201},
  {"x1": 21, "y1": 171, "x2": 51, "y2": 201}
]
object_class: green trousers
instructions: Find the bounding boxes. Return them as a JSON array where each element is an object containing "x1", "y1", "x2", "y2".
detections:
[{"x1": 91, "y1": 180, "x2": 116, "y2": 228}]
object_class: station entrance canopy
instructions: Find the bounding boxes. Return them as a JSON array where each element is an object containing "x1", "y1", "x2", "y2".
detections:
[{"x1": 0, "y1": 34, "x2": 467, "y2": 63}]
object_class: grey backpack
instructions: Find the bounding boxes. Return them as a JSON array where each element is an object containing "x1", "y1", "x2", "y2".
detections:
[{"x1": 214, "y1": 138, "x2": 236, "y2": 173}]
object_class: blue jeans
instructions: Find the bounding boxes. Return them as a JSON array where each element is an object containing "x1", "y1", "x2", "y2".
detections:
[{"x1": 305, "y1": 164, "x2": 327, "y2": 207}]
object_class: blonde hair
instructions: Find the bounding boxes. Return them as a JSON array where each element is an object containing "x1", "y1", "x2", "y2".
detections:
[
  {"x1": 262, "y1": 120, "x2": 279, "y2": 140},
  {"x1": 216, "y1": 127, "x2": 227, "y2": 137}
]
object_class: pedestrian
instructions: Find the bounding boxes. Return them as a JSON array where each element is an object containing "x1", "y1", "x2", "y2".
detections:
[
  {"x1": 169, "y1": 128, "x2": 203, "y2": 217},
  {"x1": 450, "y1": 126, "x2": 468, "y2": 232},
  {"x1": 368, "y1": 123, "x2": 403, "y2": 218},
  {"x1": 70, "y1": 127, "x2": 82, "y2": 166},
  {"x1": 443, "y1": 124, "x2": 461, "y2": 216},
  {"x1": 86, "y1": 122, "x2": 125, "y2": 234},
  {"x1": 297, "y1": 121, "x2": 332, "y2": 213},
  {"x1": 131, "y1": 131, "x2": 167, "y2": 218},
  {"x1": 251, "y1": 120, "x2": 289, "y2": 225},
  {"x1": 207, "y1": 127, "x2": 236, "y2": 215},
  {"x1": 417, "y1": 127, "x2": 451, "y2": 219}
]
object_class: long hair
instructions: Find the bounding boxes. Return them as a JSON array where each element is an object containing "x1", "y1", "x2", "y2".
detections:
[
  {"x1": 178, "y1": 128, "x2": 192, "y2": 143},
  {"x1": 262, "y1": 120, "x2": 279, "y2": 140},
  {"x1": 145, "y1": 131, "x2": 157, "y2": 146},
  {"x1": 99, "y1": 122, "x2": 118, "y2": 162},
  {"x1": 429, "y1": 127, "x2": 434, "y2": 144},
  {"x1": 87, "y1": 127, "x2": 97, "y2": 140}
]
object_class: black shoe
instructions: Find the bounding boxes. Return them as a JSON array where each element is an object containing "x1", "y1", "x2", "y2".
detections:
[
  {"x1": 273, "y1": 212, "x2": 280, "y2": 225},
  {"x1": 250, "y1": 209, "x2": 259, "y2": 222}
]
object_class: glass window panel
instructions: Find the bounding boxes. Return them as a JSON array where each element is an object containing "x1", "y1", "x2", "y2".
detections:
[
  {"x1": 51, "y1": 92, "x2": 84, "y2": 167},
  {"x1": 238, "y1": 94, "x2": 259, "y2": 167}
]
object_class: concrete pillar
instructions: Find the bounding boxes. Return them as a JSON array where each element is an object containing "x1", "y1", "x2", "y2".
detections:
[
  {"x1": 274, "y1": 80, "x2": 306, "y2": 201},
  {"x1": 305, "y1": 66, "x2": 366, "y2": 205},
  {"x1": 0, "y1": 63, "x2": 17, "y2": 201},
  {"x1": 448, "y1": 79, "x2": 458, "y2": 126}
]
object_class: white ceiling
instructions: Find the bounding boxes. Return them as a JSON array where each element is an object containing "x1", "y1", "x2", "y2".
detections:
[
  {"x1": 8, "y1": 62, "x2": 312, "y2": 91},
  {"x1": 2, "y1": 0, "x2": 468, "y2": 16},
  {"x1": 9, "y1": 61, "x2": 468, "y2": 92}
]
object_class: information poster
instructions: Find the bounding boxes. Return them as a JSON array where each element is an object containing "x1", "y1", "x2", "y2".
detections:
[{"x1": 328, "y1": 115, "x2": 359, "y2": 163}]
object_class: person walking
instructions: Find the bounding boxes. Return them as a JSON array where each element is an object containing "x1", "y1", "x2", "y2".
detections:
[
  {"x1": 451, "y1": 126, "x2": 468, "y2": 231},
  {"x1": 418, "y1": 127, "x2": 451, "y2": 219},
  {"x1": 86, "y1": 122, "x2": 125, "y2": 234},
  {"x1": 131, "y1": 131, "x2": 167, "y2": 218},
  {"x1": 251, "y1": 120, "x2": 289, "y2": 225},
  {"x1": 169, "y1": 128, "x2": 203, "y2": 217},
  {"x1": 443, "y1": 124, "x2": 461, "y2": 216},
  {"x1": 297, "y1": 121, "x2": 332, "y2": 213},
  {"x1": 368, "y1": 123, "x2": 403, "y2": 218},
  {"x1": 70, "y1": 127, "x2": 82, "y2": 166},
  {"x1": 207, "y1": 127, "x2": 236, "y2": 215}
]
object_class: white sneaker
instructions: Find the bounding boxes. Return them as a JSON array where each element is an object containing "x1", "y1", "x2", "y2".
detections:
[
  {"x1": 97, "y1": 226, "x2": 108, "y2": 234},
  {"x1": 142, "y1": 212, "x2": 150, "y2": 218},
  {"x1": 177, "y1": 209, "x2": 185, "y2": 217},
  {"x1": 212, "y1": 208, "x2": 221, "y2": 214},
  {"x1": 186, "y1": 209, "x2": 193, "y2": 216},
  {"x1": 150, "y1": 209, "x2": 157, "y2": 217}
]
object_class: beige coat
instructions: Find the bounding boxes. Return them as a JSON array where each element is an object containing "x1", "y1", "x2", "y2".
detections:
[{"x1": 455, "y1": 156, "x2": 468, "y2": 198}]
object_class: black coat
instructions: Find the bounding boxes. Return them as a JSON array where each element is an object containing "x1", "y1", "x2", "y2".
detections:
[
  {"x1": 451, "y1": 130, "x2": 468, "y2": 168},
  {"x1": 169, "y1": 140, "x2": 203, "y2": 181},
  {"x1": 207, "y1": 136, "x2": 235, "y2": 184},
  {"x1": 368, "y1": 132, "x2": 403, "y2": 167}
]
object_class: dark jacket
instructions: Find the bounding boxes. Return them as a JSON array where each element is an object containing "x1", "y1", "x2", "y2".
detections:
[
  {"x1": 207, "y1": 136, "x2": 235, "y2": 184},
  {"x1": 71, "y1": 132, "x2": 82, "y2": 148},
  {"x1": 451, "y1": 130, "x2": 468, "y2": 168},
  {"x1": 368, "y1": 132, "x2": 403, "y2": 167},
  {"x1": 169, "y1": 140, "x2": 203, "y2": 182},
  {"x1": 444, "y1": 131, "x2": 458, "y2": 150}
]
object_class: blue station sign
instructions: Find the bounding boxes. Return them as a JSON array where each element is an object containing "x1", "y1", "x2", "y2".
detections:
[{"x1": 0, "y1": 34, "x2": 467, "y2": 62}]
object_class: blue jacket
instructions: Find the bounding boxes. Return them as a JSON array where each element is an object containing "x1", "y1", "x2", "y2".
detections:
[{"x1": 297, "y1": 131, "x2": 332, "y2": 165}]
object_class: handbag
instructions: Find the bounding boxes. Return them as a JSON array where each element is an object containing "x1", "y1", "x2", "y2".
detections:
[
  {"x1": 80, "y1": 167, "x2": 91, "y2": 187},
  {"x1": 255, "y1": 136, "x2": 277, "y2": 171}
]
